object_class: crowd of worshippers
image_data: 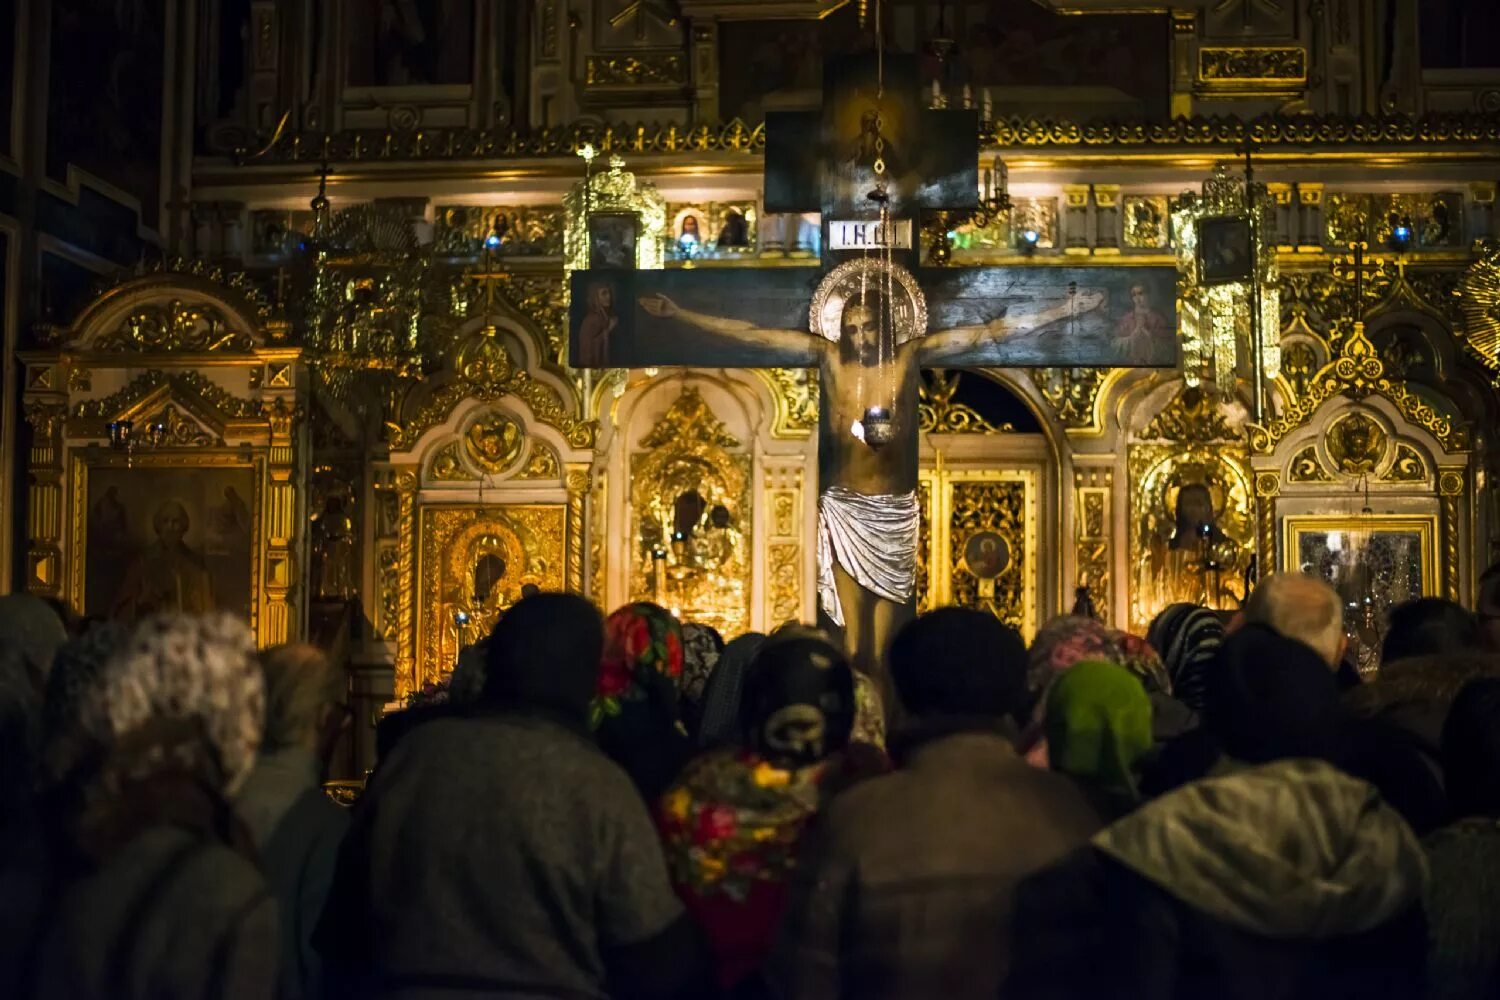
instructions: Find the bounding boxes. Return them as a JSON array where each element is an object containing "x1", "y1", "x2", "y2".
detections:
[{"x1": 4, "y1": 572, "x2": 1500, "y2": 1000}]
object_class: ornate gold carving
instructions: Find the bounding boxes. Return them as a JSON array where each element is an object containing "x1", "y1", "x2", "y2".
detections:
[
  {"x1": 506, "y1": 276, "x2": 569, "y2": 364},
  {"x1": 95, "y1": 299, "x2": 254, "y2": 353},
  {"x1": 566, "y1": 468, "x2": 588, "y2": 593},
  {"x1": 430, "y1": 441, "x2": 476, "y2": 482},
  {"x1": 564, "y1": 154, "x2": 667, "y2": 276},
  {"x1": 1439, "y1": 468, "x2": 1464, "y2": 601},
  {"x1": 586, "y1": 53, "x2": 687, "y2": 86},
  {"x1": 1288, "y1": 444, "x2": 1334, "y2": 483},
  {"x1": 1128, "y1": 445, "x2": 1255, "y2": 634},
  {"x1": 1140, "y1": 384, "x2": 1238, "y2": 443},
  {"x1": 1325, "y1": 411, "x2": 1388, "y2": 475},
  {"x1": 1123, "y1": 195, "x2": 1170, "y2": 249},
  {"x1": 517, "y1": 443, "x2": 562, "y2": 480},
  {"x1": 1198, "y1": 46, "x2": 1308, "y2": 85},
  {"x1": 1278, "y1": 339, "x2": 1321, "y2": 401},
  {"x1": 759, "y1": 368, "x2": 818, "y2": 437},
  {"x1": 768, "y1": 544, "x2": 800, "y2": 625},
  {"x1": 241, "y1": 113, "x2": 1500, "y2": 167},
  {"x1": 378, "y1": 546, "x2": 399, "y2": 640},
  {"x1": 1030, "y1": 368, "x2": 1108, "y2": 430},
  {"x1": 418, "y1": 504, "x2": 567, "y2": 687},
  {"x1": 630, "y1": 388, "x2": 751, "y2": 637},
  {"x1": 589, "y1": 471, "x2": 607, "y2": 603},
  {"x1": 392, "y1": 472, "x2": 419, "y2": 698},
  {"x1": 919, "y1": 370, "x2": 1012, "y2": 434},
  {"x1": 464, "y1": 412, "x2": 524, "y2": 474},
  {"x1": 1384, "y1": 443, "x2": 1428, "y2": 483},
  {"x1": 388, "y1": 328, "x2": 594, "y2": 451},
  {"x1": 1249, "y1": 320, "x2": 1467, "y2": 455},
  {"x1": 1074, "y1": 470, "x2": 1112, "y2": 624},
  {"x1": 1255, "y1": 472, "x2": 1279, "y2": 576},
  {"x1": 70, "y1": 370, "x2": 262, "y2": 429},
  {"x1": 140, "y1": 403, "x2": 218, "y2": 448},
  {"x1": 950, "y1": 480, "x2": 1029, "y2": 631},
  {"x1": 1458, "y1": 241, "x2": 1500, "y2": 379}
]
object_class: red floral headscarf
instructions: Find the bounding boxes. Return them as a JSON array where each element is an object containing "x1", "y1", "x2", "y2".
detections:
[{"x1": 593, "y1": 602, "x2": 684, "y2": 727}]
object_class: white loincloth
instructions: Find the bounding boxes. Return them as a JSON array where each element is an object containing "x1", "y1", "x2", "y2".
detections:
[{"x1": 817, "y1": 486, "x2": 920, "y2": 627}]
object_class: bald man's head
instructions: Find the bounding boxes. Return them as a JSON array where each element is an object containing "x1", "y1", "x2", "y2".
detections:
[{"x1": 1243, "y1": 573, "x2": 1346, "y2": 668}]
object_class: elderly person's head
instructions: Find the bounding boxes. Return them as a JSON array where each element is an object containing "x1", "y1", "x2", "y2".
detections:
[
  {"x1": 1242, "y1": 573, "x2": 1346, "y2": 668},
  {"x1": 258, "y1": 643, "x2": 346, "y2": 758},
  {"x1": 79, "y1": 613, "x2": 265, "y2": 797}
]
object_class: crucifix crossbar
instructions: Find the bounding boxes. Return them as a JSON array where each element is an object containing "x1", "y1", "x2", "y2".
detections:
[{"x1": 569, "y1": 51, "x2": 1178, "y2": 677}]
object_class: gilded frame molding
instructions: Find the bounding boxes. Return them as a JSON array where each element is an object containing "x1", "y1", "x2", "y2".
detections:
[
  {"x1": 66, "y1": 449, "x2": 274, "y2": 642},
  {"x1": 1281, "y1": 513, "x2": 1439, "y2": 599}
]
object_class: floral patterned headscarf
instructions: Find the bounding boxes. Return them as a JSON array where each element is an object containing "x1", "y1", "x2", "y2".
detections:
[
  {"x1": 679, "y1": 623, "x2": 724, "y2": 729},
  {"x1": 1028, "y1": 616, "x2": 1171, "y2": 698},
  {"x1": 594, "y1": 603, "x2": 685, "y2": 724}
]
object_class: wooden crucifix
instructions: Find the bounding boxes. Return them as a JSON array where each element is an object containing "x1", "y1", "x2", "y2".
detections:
[{"x1": 570, "y1": 52, "x2": 1178, "y2": 680}]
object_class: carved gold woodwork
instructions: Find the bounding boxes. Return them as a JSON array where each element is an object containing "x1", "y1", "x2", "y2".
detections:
[
  {"x1": 920, "y1": 469, "x2": 1039, "y2": 638},
  {"x1": 919, "y1": 370, "x2": 1013, "y2": 434},
  {"x1": 1123, "y1": 196, "x2": 1171, "y2": 249},
  {"x1": 764, "y1": 467, "x2": 804, "y2": 627},
  {"x1": 589, "y1": 470, "x2": 607, "y2": 602},
  {"x1": 1139, "y1": 384, "x2": 1239, "y2": 444},
  {"x1": 1028, "y1": 368, "x2": 1113, "y2": 432},
  {"x1": 1129, "y1": 445, "x2": 1255, "y2": 634},
  {"x1": 1074, "y1": 469, "x2": 1112, "y2": 624},
  {"x1": 566, "y1": 468, "x2": 588, "y2": 593},
  {"x1": 915, "y1": 476, "x2": 933, "y2": 614},
  {"x1": 67, "y1": 370, "x2": 264, "y2": 438},
  {"x1": 1198, "y1": 46, "x2": 1308, "y2": 90},
  {"x1": 1325, "y1": 411, "x2": 1388, "y2": 475},
  {"x1": 1440, "y1": 471, "x2": 1465, "y2": 601},
  {"x1": 94, "y1": 299, "x2": 255, "y2": 353},
  {"x1": 245, "y1": 111, "x2": 1500, "y2": 167},
  {"x1": 1458, "y1": 242, "x2": 1500, "y2": 379},
  {"x1": 586, "y1": 54, "x2": 687, "y2": 86},
  {"x1": 1254, "y1": 472, "x2": 1280, "y2": 574},
  {"x1": 629, "y1": 388, "x2": 751, "y2": 638},
  {"x1": 388, "y1": 325, "x2": 594, "y2": 452},
  {"x1": 1384, "y1": 444, "x2": 1428, "y2": 483},
  {"x1": 391, "y1": 471, "x2": 419, "y2": 696},
  {"x1": 417, "y1": 505, "x2": 567, "y2": 688},
  {"x1": 517, "y1": 443, "x2": 562, "y2": 480},
  {"x1": 463, "y1": 412, "x2": 525, "y2": 474},
  {"x1": 756, "y1": 368, "x2": 818, "y2": 438},
  {"x1": 1249, "y1": 320, "x2": 1467, "y2": 455},
  {"x1": 1288, "y1": 444, "x2": 1334, "y2": 483},
  {"x1": 563, "y1": 154, "x2": 667, "y2": 276},
  {"x1": 430, "y1": 442, "x2": 475, "y2": 482}
]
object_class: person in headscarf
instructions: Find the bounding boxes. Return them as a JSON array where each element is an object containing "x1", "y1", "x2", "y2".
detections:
[
  {"x1": 236, "y1": 644, "x2": 349, "y2": 1000},
  {"x1": 1009, "y1": 758, "x2": 1429, "y2": 1000},
  {"x1": 25, "y1": 612, "x2": 277, "y2": 1000},
  {"x1": 1045, "y1": 659, "x2": 1154, "y2": 820},
  {"x1": 678, "y1": 622, "x2": 724, "y2": 740},
  {"x1": 593, "y1": 602, "x2": 694, "y2": 801},
  {"x1": 1023, "y1": 615, "x2": 1177, "y2": 766},
  {"x1": 657, "y1": 633, "x2": 879, "y2": 991},
  {"x1": 696, "y1": 632, "x2": 766, "y2": 749},
  {"x1": 1147, "y1": 603, "x2": 1226, "y2": 713},
  {"x1": 316, "y1": 593, "x2": 709, "y2": 998},
  {"x1": 1424, "y1": 677, "x2": 1500, "y2": 1000}
]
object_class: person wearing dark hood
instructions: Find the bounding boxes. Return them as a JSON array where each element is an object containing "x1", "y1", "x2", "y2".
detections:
[
  {"x1": 1383, "y1": 598, "x2": 1485, "y2": 666},
  {"x1": 316, "y1": 593, "x2": 708, "y2": 999},
  {"x1": 657, "y1": 633, "x2": 882, "y2": 991},
  {"x1": 695, "y1": 633, "x2": 768, "y2": 749},
  {"x1": 1425, "y1": 677, "x2": 1500, "y2": 1000},
  {"x1": 763, "y1": 608, "x2": 1100, "y2": 1000},
  {"x1": 1008, "y1": 757, "x2": 1429, "y2": 1000}
]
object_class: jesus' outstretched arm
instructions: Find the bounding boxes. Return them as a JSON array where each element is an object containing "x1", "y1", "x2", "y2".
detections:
[
  {"x1": 913, "y1": 288, "x2": 1107, "y2": 365},
  {"x1": 639, "y1": 294, "x2": 822, "y2": 360}
]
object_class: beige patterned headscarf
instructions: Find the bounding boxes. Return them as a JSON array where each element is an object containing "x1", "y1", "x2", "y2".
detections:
[{"x1": 80, "y1": 613, "x2": 265, "y2": 795}]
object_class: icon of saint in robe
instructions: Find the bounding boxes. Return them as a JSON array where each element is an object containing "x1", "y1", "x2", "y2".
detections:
[{"x1": 111, "y1": 499, "x2": 216, "y2": 622}]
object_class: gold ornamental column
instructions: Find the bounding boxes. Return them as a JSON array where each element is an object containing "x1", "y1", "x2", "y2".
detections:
[
  {"x1": 565, "y1": 465, "x2": 589, "y2": 593},
  {"x1": 261, "y1": 397, "x2": 299, "y2": 646},
  {"x1": 21, "y1": 388, "x2": 67, "y2": 597}
]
